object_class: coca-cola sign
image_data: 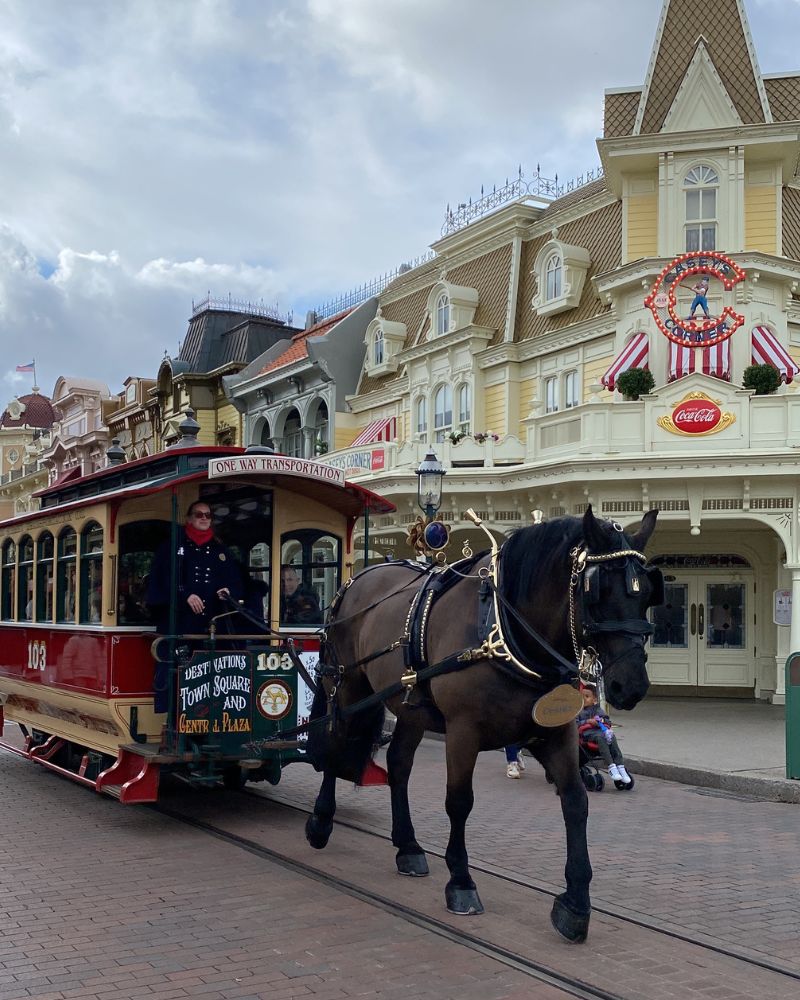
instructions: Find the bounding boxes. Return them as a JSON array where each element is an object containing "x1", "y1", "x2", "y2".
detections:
[
  {"x1": 657, "y1": 392, "x2": 735, "y2": 437},
  {"x1": 673, "y1": 399, "x2": 721, "y2": 433}
]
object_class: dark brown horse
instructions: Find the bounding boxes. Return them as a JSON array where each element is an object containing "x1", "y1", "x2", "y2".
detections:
[{"x1": 305, "y1": 507, "x2": 661, "y2": 942}]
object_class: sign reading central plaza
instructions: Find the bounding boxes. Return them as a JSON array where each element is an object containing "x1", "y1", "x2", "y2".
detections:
[{"x1": 208, "y1": 454, "x2": 346, "y2": 486}]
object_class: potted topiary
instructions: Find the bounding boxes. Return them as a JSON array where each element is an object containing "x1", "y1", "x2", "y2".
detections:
[
  {"x1": 742, "y1": 363, "x2": 781, "y2": 395},
  {"x1": 616, "y1": 367, "x2": 655, "y2": 401}
]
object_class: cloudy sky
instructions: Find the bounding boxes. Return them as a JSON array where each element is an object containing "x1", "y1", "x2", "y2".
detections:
[{"x1": 2, "y1": 0, "x2": 800, "y2": 400}]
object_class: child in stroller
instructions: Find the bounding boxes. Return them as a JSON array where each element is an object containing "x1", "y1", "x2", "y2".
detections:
[{"x1": 577, "y1": 684, "x2": 634, "y2": 791}]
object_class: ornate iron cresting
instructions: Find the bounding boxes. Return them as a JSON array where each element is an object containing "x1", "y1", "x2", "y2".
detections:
[
  {"x1": 191, "y1": 294, "x2": 291, "y2": 325},
  {"x1": 313, "y1": 251, "x2": 437, "y2": 321},
  {"x1": 442, "y1": 165, "x2": 605, "y2": 236}
]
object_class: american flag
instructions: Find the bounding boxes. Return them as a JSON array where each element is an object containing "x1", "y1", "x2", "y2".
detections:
[{"x1": 15, "y1": 361, "x2": 35, "y2": 373}]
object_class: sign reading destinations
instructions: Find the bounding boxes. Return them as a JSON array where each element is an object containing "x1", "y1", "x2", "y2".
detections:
[
  {"x1": 208, "y1": 454, "x2": 346, "y2": 486},
  {"x1": 657, "y1": 391, "x2": 736, "y2": 437},
  {"x1": 644, "y1": 251, "x2": 746, "y2": 348}
]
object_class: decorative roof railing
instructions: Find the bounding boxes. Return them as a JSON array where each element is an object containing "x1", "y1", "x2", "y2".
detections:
[
  {"x1": 442, "y1": 165, "x2": 605, "y2": 235},
  {"x1": 313, "y1": 251, "x2": 437, "y2": 321},
  {"x1": 191, "y1": 294, "x2": 291, "y2": 325}
]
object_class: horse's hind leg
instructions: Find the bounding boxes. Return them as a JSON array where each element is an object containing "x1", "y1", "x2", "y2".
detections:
[
  {"x1": 443, "y1": 728, "x2": 483, "y2": 915},
  {"x1": 387, "y1": 715, "x2": 429, "y2": 877},
  {"x1": 305, "y1": 770, "x2": 336, "y2": 849},
  {"x1": 533, "y1": 728, "x2": 592, "y2": 942}
]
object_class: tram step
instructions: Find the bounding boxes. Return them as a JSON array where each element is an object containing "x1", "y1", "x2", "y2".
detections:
[{"x1": 101, "y1": 784, "x2": 123, "y2": 800}]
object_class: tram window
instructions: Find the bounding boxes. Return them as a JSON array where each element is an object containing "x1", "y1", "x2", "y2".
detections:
[
  {"x1": 36, "y1": 532, "x2": 55, "y2": 623},
  {"x1": 79, "y1": 522, "x2": 103, "y2": 625},
  {"x1": 57, "y1": 528, "x2": 77, "y2": 623},
  {"x1": 1, "y1": 539, "x2": 16, "y2": 621},
  {"x1": 279, "y1": 530, "x2": 340, "y2": 627},
  {"x1": 117, "y1": 520, "x2": 170, "y2": 624},
  {"x1": 245, "y1": 541, "x2": 270, "y2": 622},
  {"x1": 18, "y1": 536, "x2": 34, "y2": 622}
]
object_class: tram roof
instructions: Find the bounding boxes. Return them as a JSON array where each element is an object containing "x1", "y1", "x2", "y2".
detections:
[{"x1": 0, "y1": 446, "x2": 394, "y2": 530}]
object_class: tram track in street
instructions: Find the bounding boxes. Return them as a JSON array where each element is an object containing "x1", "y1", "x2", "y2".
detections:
[{"x1": 246, "y1": 787, "x2": 800, "y2": 986}]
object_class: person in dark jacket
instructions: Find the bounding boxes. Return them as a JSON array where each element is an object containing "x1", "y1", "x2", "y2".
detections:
[
  {"x1": 146, "y1": 501, "x2": 243, "y2": 709},
  {"x1": 280, "y1": 566, "x2": 320, "y2": 626}
]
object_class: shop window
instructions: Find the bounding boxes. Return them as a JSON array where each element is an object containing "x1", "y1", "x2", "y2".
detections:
[
  {"x1": 433, "y1": 384, "x2": 453, "y2": 442},
  {"x1": 684, "y1": 164, "x2": 718, "y2": 252},
  {"x1": 117, "y1": 520, "x2": 170, "y2": 624},
  {"x1": 1, "y1": 539, "x2": 16, "y2": 621},
  {"x1": 280, "y1": 529, "x2": 339, "y2": 627},
  {"x1": 57, "y1": 528, "x2": 77, "y2": 623},
  {"x1": 79, "y1": 522, "x2": 103, "y2": 625},
  {"x1": 18, "y1": 536, "x2": 34, "y2": 622},
  {"x1": 36, "y1": 532, "x2": 55, "y2": 623}
]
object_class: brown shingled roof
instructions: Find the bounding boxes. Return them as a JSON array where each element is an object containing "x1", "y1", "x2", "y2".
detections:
[
  {"x1": 782, "y1": 187, "x2": 800, "y2": 259},
  {"x1": 604, "y1": 91, "x2": 640, "y2": 138},
  {"x1": 765, "y1": 76, "x2": 800, "y2": 123},
  {"x1": 638, "y1": 0, "x2": 766, "y2": 134}
]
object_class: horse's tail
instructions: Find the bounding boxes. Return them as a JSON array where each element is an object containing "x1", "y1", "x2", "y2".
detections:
[{"x1": 306, "y1": 673, "x2": 385, "y2": 782}]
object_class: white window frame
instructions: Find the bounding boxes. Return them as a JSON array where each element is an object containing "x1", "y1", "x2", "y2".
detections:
[
  {"x1": 435, "y1": 293, "x2": 450, "y2": 337},
  {"x1": 373, "y1": 329, "x2": 384, "y2": 366},
  {"x1": 283, "y1": 410, "x2": 304, "y2": 458},
  {"x1": 433, "y1": 384, "x2": 453, "y2": 442},
  {"x1": 564, "y1": 370, "x2": 579, "y2": 409},
  {"x1": 545, "y1": 253, "x2": 562, "y2": 301},
  {"x1": 545, "y1": 376, "x2": 559, "y2": 414},
  {"x1": 415, "y1": 396, "x2": 428, "y2": 439},
  {"x1": 684, "y1": 164, "x2": 718, "y2": 253},
  {"x1": 457, "y1": 383, "x2": 472, "y2": 434}
]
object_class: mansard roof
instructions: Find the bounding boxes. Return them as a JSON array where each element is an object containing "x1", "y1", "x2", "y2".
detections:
[
  {"x1": 635, "y1": 0, "x2": 769, "y2": 135},
  {"x1": 177, "y1": 306, "x2": 300, "y2": 373}
]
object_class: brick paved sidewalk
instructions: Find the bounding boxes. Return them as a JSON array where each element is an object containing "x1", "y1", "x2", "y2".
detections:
[{"x1": 0, "y1": 749, "x2": 567, "y2": 1000}]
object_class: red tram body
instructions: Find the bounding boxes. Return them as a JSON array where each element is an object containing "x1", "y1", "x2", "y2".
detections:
[{"x1": 0, "y1": 443, "x2": 394, "y2": 802}]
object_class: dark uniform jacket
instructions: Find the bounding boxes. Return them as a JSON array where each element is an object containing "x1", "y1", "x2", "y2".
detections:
[{"x1": 147, "y1": 529, "x2": 243, "y2": 636}]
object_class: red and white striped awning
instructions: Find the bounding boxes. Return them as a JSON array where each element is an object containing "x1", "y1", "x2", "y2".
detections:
[
  {"x1": 751, "y1": 325, "x2": 800, "y2": 384},
  {"x1": 350, "y1": 415, "x2": 397, "y2": 447},
  {"x1": 668, "y1": 339, "x2": 730, "y2": 382},
  {"x1": 601, "y1": 332, "x2": 649, "y2": 390}
]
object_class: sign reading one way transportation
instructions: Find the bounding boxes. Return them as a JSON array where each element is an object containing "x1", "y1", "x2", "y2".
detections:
[{"x1": 208, "y1": 454, "x2": 345, "y2": 486}]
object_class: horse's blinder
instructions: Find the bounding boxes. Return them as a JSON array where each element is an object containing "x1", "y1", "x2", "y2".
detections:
[{"x1": 574, "y1": 550, "x2": 658, "y2": 645}]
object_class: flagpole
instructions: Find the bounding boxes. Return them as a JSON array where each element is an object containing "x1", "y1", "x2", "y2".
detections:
[{"x1": 33, "y1": 360, "x2": 37, "y2": 388}]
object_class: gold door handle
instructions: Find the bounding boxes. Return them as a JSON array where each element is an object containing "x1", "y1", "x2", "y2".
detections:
[
  {"x1": 698, "y1": 603, "x2": 705, "y2": 638},
  {"x1": 690, "y1": 603, "x2": 697, "y2": 636}
]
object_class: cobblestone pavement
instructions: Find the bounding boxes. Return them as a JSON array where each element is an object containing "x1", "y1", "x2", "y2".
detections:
[
  {"x1": 0, "y1": 749, "x2": 565, "y2": 1000},
  {"x1": 258, "y1": 738, "x2": 800, "y2": 973}
]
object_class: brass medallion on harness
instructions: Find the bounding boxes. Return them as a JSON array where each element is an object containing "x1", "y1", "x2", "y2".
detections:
[{"x1": 532, "y1": 684, "x2": 583, "y2": 727}]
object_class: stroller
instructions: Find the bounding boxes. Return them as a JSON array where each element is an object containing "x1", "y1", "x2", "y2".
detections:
[{"x1": 578, "y1": 721, "x2": 635, "y2": 792}]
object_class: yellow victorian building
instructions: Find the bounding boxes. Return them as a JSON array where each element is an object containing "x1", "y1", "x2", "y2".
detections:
[{"x1": 322, "y1": 0, "x2": 800, "y2": 704}]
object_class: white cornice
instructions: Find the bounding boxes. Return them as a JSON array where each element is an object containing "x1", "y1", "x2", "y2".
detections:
[
  {"x1": 345, "y1": 375, "x2": 409, "y2": 413},
  {"x1": 513, "y1": 315, "x2": 617, "y2": 365},
  {"x1": 397, "y1": 326, "x2": 494, "y2": 365}
]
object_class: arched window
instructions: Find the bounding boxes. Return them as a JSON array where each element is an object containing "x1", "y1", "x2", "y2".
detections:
[
  {"x1": 1, "y1": 539, "x2": 16, "y2": 620},
  {"x1": 545, "y1": 253, "x2": 563, "y2": 300},
  {"x1": 458, "y1": 384, "x2": 472, "y2": 434},
  {"x1": 36, "y1": 532, "x2": 55, "y2": 622},
  {"x1": 314, "y1": 402, "x2": 329, "y2": 456},
  {"x1": 684, "y1": 165, "x2": 718, "y2": 252},
  {"x1": 545, "y1": 376, "x2": 559, "y2": 414},
  {"x1": 80, "y1": 522, "x2": 103, "y2": 625},
  {"x1": 564, "y1": 371, "x2": 579, "y2": 409},
  {"x1": 373, "y1": 329, "x2": 384, "y2": 365},
  {"x1": 18, "y1": 536, "x2": 34, "y2": 621},
  {"x1": 435, "y1": 293, "x2": 450, "y2": 336},
  {"x1": 283, "y1": 408, "x2": 303, "y2": 458},
  {"x1": 57, "y1": 528, "x2": 77, "y2": 623},
  {"x1": 415, "y1": 397, "x2": 428, "y2": 439},
  {"x1": 433, "y1": 384, "x2": 453, "y2": 442}
]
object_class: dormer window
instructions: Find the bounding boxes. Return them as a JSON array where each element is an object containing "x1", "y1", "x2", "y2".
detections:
[
  {"x1": 125, "y1": 382, "x2": 137, "y2": 404},
  {"x1": 435, "y1": 293, "x2": 450, "y2": 336},
  {"x1": 364, "y1": 315, "x2": 406, "y2": 376},
  {"x1": 545, "y1": 253, "x2": 562, "y2": 301},
  {"x1": 532, "y1": 239, "x2": 591, "y2": 317},
  {"x1": 684, "y1": 164, "x2": 718, "y2": 252}
]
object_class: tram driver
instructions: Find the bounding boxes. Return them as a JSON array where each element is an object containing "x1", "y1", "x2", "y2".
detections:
[{"x1": 146, "y1": 500, "x2": 243, "y2": 709}]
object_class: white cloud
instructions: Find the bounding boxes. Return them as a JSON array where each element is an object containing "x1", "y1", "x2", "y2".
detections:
[{"x1": 1, "y1": 0, "x2": 800, "y2": 399}]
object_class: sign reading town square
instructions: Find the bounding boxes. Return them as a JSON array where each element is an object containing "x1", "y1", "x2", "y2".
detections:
[
  {"x1": 644, "y1": 251, "x2": 746, "y2": 348},
  {"x1": 657, "y1": 391, "x2": 736, "y2": 437},
  {"x1": 208, "y1": 454, "x2": 346, "y2": 487}
]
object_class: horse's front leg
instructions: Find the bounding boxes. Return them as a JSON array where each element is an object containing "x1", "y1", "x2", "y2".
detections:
[
  {"x1": 305, "y1": 770, "x2": 337, "y2": 849},
  {"x1": 387, "y1": 715, "x2": 429, "y2": 876},
  {"x1": 534, "y1": 726, "x2": 591, "y2": 942},
  {"x1": 443, "y1": 728, "x2": 483, "y2": 915}
]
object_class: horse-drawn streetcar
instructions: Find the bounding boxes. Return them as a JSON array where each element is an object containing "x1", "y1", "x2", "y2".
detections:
[{"x1": 0, "y1": 432, "x2": 394, "y2": 803}]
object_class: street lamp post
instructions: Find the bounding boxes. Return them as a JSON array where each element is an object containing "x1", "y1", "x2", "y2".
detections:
[{"x1": 410, "y1": 450, "x2": 449, "y2": 560}]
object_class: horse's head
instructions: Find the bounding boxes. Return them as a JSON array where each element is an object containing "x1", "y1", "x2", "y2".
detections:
[{"x1": 578, "y1": 506, "x2": 662, "y2": 711}]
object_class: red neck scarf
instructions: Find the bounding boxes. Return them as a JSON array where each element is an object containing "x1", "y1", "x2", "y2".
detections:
[{"x1": 185, "y1": 523, "x2": 213, "y2": 546}]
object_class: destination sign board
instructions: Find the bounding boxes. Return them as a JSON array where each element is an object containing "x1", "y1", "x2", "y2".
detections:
[{"x1": 208, "y1": 454, "x2": 345, "y2": 486}]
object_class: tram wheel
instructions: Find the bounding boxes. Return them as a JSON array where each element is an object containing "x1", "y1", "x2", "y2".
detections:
[{"x1": 222, "y1": 765, "x2": 248, "y2": 791}]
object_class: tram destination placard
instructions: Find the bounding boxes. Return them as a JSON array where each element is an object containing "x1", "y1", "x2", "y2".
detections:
[{"x1": 177, "y1": 652, "x2": 253, "y2": 751}]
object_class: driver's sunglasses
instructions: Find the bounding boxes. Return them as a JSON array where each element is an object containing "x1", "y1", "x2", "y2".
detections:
[{"x1": 192, "y1": 511, "x2": 212, "y2": 520}]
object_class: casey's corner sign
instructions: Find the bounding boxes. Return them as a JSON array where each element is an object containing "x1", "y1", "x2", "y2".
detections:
[{"x1": 208, "y1": 455, "x2": 346, "y2": 486}]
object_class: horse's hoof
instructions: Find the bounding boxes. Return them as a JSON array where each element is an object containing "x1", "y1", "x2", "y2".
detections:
[
  {"x1": 445, "y1": 884, "x2": 484, "y2": 915},
  {"x1": 305, "y1": 814, "x2": 333, "y2": 850},
  {"x1": 396, "y1": 852, "x2": 429, "y2": 877},
  {"x1": 550, "y1": 894, "x2": 590, "y2": 942}
]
